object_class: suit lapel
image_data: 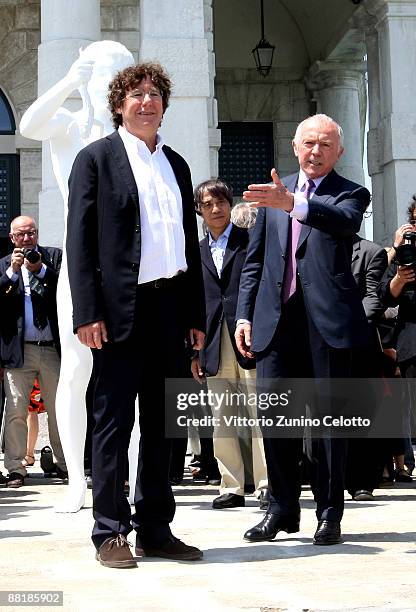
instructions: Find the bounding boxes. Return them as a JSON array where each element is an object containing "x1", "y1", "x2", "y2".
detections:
[
  {"x1": 4, "y1": 254, "x2": 24, "y2": 291},
  {"x1": 351, "y1": 237, "x2": 361, "y2": 264},
  {"x1": 222, "y1": 225, "x2": 243, "y2": 273},
  {"x1": 106, "y1": 131, "x2": 139, "y2": 207},
  {"x1": 201, "y1": 235, "x2": 218, "y2": 278}
]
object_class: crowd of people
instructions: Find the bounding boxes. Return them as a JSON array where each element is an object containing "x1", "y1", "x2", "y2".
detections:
[{"x1": 0, "y1": 59, "x2": 414, "y2": 569}]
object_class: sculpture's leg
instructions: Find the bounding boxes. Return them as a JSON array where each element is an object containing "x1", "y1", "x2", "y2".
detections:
[
  {"x1": 128, "y1": 398, "x2": 140, "y2": 505},
  {"x1": 55, "y1": 272, "x2": 92, "y2": 513}
]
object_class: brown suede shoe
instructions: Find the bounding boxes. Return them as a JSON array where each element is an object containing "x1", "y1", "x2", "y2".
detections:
[
  {"x1": 96, "y1": 535, "x2": 138, "y2": 568},
  {"x1": 138, "y1": 536, "x2": 203, "y2": 561}
]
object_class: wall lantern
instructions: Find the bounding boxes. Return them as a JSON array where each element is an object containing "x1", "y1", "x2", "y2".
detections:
[{"x1": 252, "y1": 0, "x2": 275, "y2": 77}]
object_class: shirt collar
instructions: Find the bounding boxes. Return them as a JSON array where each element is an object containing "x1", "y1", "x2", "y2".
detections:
[
  {"x1": 297, "y1": 169, "x2": 327, "y2": 192},
  {"x1": 118, "y1": 125, "x2": 164, "y2": 153},
  {"x1": 208, "y1": 222, "x2": 233, "y2": 246}
]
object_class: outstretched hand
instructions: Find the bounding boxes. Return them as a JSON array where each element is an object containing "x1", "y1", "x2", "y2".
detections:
[{"x1": 243, "y1": 168, "x2": 294, "y2": 212}]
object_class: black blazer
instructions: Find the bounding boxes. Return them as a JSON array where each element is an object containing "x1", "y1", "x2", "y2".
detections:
[
  {"x1": 66, "y1": 131, "x2": 205, "y2": 342},
  {"x1": 199, "y1": 224, "x2": 255, "y2": 376},
  {"x1": 236, "y1": 170, "x2": 371, "y2": 353},
  {"x1": 0, "y1": 245, "x2": 62, "y2": 368},
  {"x1": 351, "y1": 235, "x2": 388, "y2": 324}
]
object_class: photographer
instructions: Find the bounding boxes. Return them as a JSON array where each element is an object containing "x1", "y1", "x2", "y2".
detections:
[
  {"x1": 378, "y1": 196, "x2": 416, "y2": 481},
  {"x1": 0, "y1": 216, "x2": 66, "y2": 487}
]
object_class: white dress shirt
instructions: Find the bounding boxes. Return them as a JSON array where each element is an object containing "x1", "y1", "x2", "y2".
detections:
[
  {"x1": 291, "y1": 169, "x2": 327, "y2": 220},
  {"x1": 118, "y1": 125, "x2": 187, "y2": 284},
  {"x1": 208, "y1": 223, "x2": 233, "y2": 277},
  {"x1": 6, "y1": 259, "x2": 53, "y2": 341}
]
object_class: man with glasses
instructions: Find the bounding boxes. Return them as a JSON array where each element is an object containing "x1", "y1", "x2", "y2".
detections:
[
  {"x1": 0, "y1": 216, "x2": 66, "y2": 487},
  {"x1": 192, "y1": 179, "x2": 268, "y2": 511},
  {"x1": 66, "y1": 63, "x2": 205, "y2": 568}
]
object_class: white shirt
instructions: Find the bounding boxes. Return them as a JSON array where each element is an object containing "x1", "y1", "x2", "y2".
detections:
[
  {"x1": 291, "y1": 170, "x2": 327, "y2": 220},
  {"x1": 6, "y1": 260, "x2": 53, "y2": 341},
  {"x1": 208, "y1": 223, "x2": 233, "y2": 277},
  {"x1": 118, "y1": 125, "x2": 187, "y2": 283}
]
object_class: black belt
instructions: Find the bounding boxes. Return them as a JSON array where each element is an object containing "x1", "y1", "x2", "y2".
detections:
[
  {"x1": 139, "y1": 274, "x2": 183, "y2": 290},
  {"x1": 25, "y1": 340, "x2": 54, "y2": 347}
]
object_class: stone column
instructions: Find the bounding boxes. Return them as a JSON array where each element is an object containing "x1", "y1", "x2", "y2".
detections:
[
  {"x1": 139, "y1": 0, "x2": 212, "y2": 186},
  {"x1": 38, "y1": 0, "x2": 100, "y2": 246},
  {"x1": 365, "y1": 0, "x2": 416, "y2": 245},
  {"x1": 360, "y1": 13, "x2": 386, "y2": 244},
  {"x1": 308, "y1": 60, "x2": 367, "y2": 186},
  {"x1": 204, "y1": 0, "x2": 221, "y2": 179}
]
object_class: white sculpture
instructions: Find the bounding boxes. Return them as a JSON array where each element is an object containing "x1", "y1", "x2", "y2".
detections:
[{"x1": 20, "y1": 41, "x2": 138, "y2": 512}]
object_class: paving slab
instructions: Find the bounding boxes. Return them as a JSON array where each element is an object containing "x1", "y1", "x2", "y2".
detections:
[{"x1": 0, "y1": 458, "x2": 415, "y2": 612}]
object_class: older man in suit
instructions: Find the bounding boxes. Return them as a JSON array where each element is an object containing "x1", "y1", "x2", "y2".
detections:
[
  {"x1": 0, "y1": 215, "x2": 65, "y2": 487},
  {"x1": 66, "y1": 63, "x2": 205, "y2": 568},
  {"x1": 191, "y1": 179, "x2": 268, "y2": 510},
  {"x1": 235, "y1": 114, "x2": 371, "y2": 545}
]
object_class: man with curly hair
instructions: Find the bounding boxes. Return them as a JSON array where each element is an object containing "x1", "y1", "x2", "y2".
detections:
[{"x1": 66, "y1": 62, "x2": 205, "y2": 568}]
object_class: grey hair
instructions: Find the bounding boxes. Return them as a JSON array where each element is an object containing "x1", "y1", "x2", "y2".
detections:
[
  {"x1": 293, "y1": 114, "x2": 344, "y2": 148},
  {"x1": 231, "y1": 202, "x2": 258, "y2": 229}
]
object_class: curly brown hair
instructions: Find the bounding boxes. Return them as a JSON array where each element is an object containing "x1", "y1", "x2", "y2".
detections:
[{"x1": 108, "y1": 62, "x2": 172, "y2": 128}]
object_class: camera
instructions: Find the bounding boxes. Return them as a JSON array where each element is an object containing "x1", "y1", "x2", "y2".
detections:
[
  {"x1": 395, "y1": 231, "x2": 416, "y2": 294},
  {"x1": 24, "y1": 248, "x2": 41, "y2": 264}
]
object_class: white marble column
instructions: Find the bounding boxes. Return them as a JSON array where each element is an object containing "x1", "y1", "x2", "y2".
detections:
[
  {"x1": 308, "y1": 61, "x2": 366, "y2": 186},
  {"x1": 365, "y1": 0, "x2": 416, "y2": 245},
  {"x1": 140, "y1": 0, "x2": 212, "y2": 186},
  {"x1": 38, "y1": 0, "x2": 100, "y2": 246}
]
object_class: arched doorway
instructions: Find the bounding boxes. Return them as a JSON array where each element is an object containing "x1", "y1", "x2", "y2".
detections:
[{"x1": 0, "y1": 89, "x2": 20, "y2": 257}]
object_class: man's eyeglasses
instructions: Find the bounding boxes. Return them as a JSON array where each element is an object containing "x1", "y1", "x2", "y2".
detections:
[
  {"x1": 126, "y1": 89, "x2": 162, "y2": 101},
  {"x1": 199, "y1": 199, "x2": 229, "y2": 212},
  {"x1": 13, "y1": 230, "x2": 37, "y2": 239}
]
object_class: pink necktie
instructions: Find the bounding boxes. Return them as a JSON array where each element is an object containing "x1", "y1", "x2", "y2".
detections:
[{"x1": 282, "y1": 179, "x2": 315, "y2": 303}]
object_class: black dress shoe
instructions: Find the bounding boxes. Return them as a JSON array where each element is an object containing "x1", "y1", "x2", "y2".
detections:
[
  {"x1": 244, "y1": 511, "x2": 300, "y2": 542},
  {"x1": 207, "y1": 478, "x2": 221, "y2": 486},
  {"x1": 258, "y1": 489, "x2": 270, "y2": 510},
  {"x1": 313, "y1": 520, "x2": 342, "y2": 545},
  {"x1": 169, "y1": 476, "x2": 183, "y2": 486},
  {"x1": 55, "y1": 466, "x2": 68, "y2": 480},
  {"x1": 6, "y1": 472, "x2": 25, "y2": 488},
  {"x1": 212, "y1": 493, "x2": 245, "y2": 509}
]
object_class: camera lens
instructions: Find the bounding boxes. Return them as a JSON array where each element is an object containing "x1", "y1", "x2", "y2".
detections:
[{"x1": 24, "y1": 249, "x2": 41, "y2": 264}]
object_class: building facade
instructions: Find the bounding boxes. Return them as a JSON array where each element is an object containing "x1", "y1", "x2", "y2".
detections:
[{"x1": 0, "y1": 0, "x2": 414, "y2": 250}]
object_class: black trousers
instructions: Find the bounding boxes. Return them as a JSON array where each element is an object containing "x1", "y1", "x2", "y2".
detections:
[
  {"x1": 90, "y1": 281, "x2": 189, "y2": 550},
  {"x1": 256, "y1": 290, "x2": 353, "y2": 523}
]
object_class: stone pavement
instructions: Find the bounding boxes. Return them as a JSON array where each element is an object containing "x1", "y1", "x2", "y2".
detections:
[{"x1": 0, "y1": 456, "x2": 415, "y2": 612}]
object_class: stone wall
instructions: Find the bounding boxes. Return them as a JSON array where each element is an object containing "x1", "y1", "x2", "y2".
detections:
[
  {"x1": 216, "y1": 67, "x2": 312, "y2": 176},
  {"x1": 0, "y1": 0, "x2": 41, "y2": 221},
  {"x1": 100, "y1": 0, "x2": 139, "y2": 61}
]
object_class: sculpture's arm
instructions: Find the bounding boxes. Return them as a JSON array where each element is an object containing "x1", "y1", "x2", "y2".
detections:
[{"x1": 19, "y1": 55, "x2": 95, "y2": 142}]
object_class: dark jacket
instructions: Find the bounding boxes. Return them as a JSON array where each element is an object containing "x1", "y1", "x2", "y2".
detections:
[
  {"x1": 351, "y1": 235, "x2": 388, "y2": 324},
  {"x1": 199, "y1": 224, "x2": 255, "y2": 376},
  {"x1": 0, "y1": 245, "x2": 61, "y2": 368},
  {"x1": 378, "y1": 262, "x2": 416, "y2": 362},
  {"x1": 66, "y1": 131, "x2": 205, "y2": 342},
  {"x1": 236, "y1": 169, "x2": 371, "y2": 353}
]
